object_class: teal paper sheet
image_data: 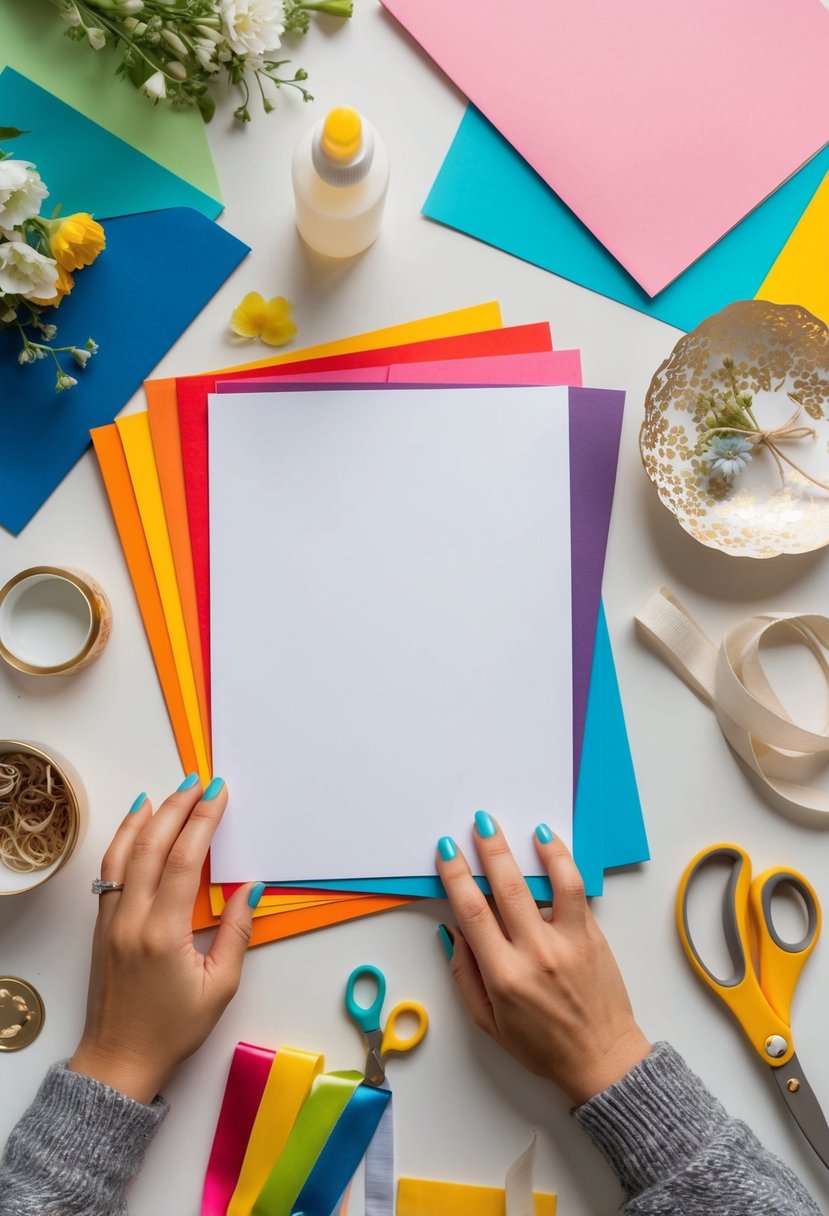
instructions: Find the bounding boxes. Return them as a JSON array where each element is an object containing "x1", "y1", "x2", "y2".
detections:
[
  {"x1": 269, "y1": 603, "x2": 646, "y2": 899},
  {"x1": 0, "y1": 69, "x2": 222, "y2": 221},
  {"x1": 423, "y1": 106, "x2": 829, "y2": 333}
]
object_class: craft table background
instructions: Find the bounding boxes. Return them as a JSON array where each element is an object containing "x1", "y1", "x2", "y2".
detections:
[{"x1": 2, "y1": 5, "x2": 829, "y2": 1213}]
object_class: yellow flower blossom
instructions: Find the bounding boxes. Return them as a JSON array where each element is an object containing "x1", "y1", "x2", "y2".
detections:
[
  {"x1": 49, "y1": 212, "x2": 106, "y2": 272},
  {"x1": 230, "y1": 292, "x2": 297, "y2": 347},
  {"x1": 29, "y1": 262, "x2": 74, "y2": 308}
]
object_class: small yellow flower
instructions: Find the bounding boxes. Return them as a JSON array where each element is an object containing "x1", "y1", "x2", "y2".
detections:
[
  {"x1": 230, "y1": 292, "x2": 297, "y2": 347},
  {"x1": 49, "y1": 212, "x2": 106, "y2": 272},
  {"x1": 29, "y1": 262, "x2": 74, "y2": 308}
]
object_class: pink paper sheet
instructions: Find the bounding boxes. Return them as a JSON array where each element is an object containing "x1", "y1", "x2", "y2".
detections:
[{"x1": 381, "y1": 0, "x2": 829, "y2": 296}]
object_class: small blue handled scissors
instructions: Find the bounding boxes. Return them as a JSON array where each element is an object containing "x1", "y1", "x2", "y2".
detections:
[{"x1": 345, "y1": 964, "x2": 429, "y2": 1087}]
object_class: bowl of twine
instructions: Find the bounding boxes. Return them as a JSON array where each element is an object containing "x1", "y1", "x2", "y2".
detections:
[{"x1": 0, "y1": 741, "x2": 82, "y2": 895}]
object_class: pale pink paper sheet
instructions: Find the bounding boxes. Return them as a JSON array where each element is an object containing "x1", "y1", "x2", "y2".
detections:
[{"x1": 381, "y1": 0, "x2": 829, "y2": 296}]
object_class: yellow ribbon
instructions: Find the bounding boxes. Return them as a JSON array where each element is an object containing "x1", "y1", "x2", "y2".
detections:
[
  {"x1": 636, "y1": 588, "x2": 829, "y2": 824},
  {"x1": 227, "y1": 1048, "x2": 324, "y2": 1216}
]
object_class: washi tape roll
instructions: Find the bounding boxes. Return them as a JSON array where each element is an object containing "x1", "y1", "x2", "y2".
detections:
[{"x1": 0, "y1": 567, "x2": 111, "y2": 676}]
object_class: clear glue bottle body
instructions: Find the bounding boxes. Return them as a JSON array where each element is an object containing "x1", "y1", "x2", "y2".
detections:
[{"x1": 292, "y1": 107, "x2": 390, "y2": 258}]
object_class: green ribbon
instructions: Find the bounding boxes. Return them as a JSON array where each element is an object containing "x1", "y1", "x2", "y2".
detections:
[{"x1": 252, "y1": 1071, "x2": 363, "y2": 1216}]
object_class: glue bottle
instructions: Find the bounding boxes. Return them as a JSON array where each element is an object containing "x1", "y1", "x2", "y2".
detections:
[{"x1": 291, "y1": 106, "x2": 390, "y2": 258}]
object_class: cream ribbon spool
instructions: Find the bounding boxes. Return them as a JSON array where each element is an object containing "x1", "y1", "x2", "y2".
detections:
[{"x1": 635, "y1": 588, "x2": 829, "y2": 823}]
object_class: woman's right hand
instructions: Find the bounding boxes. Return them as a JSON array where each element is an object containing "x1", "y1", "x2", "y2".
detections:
[
  {"x1": 436, "y1": 815, "x2": 651, "y2": 1105},
  {"x1": 69, "y1": 777, "x2": 262, "y2": 1105}
]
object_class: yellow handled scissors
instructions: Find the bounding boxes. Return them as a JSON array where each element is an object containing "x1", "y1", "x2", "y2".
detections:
[
  {"x1": 677, "y1": 842, "x2": 829, "y2": 1169},
  {"x1": 345, "y1": 964, "x2": 429, "y2": 1087}
]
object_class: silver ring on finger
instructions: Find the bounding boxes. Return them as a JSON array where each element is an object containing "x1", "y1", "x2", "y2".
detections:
[{"x1": 91, "y1": 878, "x2": 125, "y2": 895}]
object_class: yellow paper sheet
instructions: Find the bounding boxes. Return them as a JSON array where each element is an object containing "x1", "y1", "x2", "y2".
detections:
[
  {"x1": 117, "y1": 413, "x2": 212, "y2": 781},
  {"x1": 143, "y1": 302, "x2": 504, "y2": 408},
  {"x1": 756, "y1": 171, "x2": 829, "y2": 325},
  {"x1": 398, "y1": 1179, "x2": 556, "y2": 1215}
]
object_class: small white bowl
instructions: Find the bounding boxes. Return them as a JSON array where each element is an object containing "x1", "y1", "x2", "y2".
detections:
[{"x1": 0, "y1": 741, "x2": 83, "y2": 896}]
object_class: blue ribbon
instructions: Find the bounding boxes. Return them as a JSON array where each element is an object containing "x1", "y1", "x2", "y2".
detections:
[{"x1": 290, "y1": 1084, "x2": 392, "y2": 1216}]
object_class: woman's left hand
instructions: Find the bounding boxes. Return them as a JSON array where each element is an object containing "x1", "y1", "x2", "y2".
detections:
[{"x1": 69, "y1": 777, "x2": 262, "y2": 1104}]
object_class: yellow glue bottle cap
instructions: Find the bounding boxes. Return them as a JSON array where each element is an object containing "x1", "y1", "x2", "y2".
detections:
[
  {"x1": 321, "y1": 108, "x2": 363, "y2": 162},
  {"x1": 312, "y1": 107, "x2": 375, "y2": 186}
]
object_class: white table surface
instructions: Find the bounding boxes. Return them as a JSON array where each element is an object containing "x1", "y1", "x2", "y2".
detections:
[{"x1": 3, "y1": 5, "x2": 829, "y2": 1213}]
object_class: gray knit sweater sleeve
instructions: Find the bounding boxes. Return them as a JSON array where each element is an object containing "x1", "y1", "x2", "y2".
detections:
[
  {"x1": 573, "y1": 1041, "x2": 822, "y2": 1214},
  {"x1": 0, "y1": 1061, "x2": 168, "y2": 1215},
  {"x1": 0, "y1": 1046, "x2": 821, "y2": 1213}
]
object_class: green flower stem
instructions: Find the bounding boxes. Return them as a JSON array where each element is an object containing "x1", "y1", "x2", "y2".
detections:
[{"x1": 299, "y1": 0, "x2": 353, "y2": 15}]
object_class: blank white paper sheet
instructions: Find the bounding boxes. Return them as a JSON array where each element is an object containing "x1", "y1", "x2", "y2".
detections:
[{"x1": 209, "y1": 386, "x2": 572, "y2": 882}]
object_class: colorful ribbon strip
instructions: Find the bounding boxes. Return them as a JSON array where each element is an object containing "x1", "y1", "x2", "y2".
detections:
[
  {"x1": 291, "y1": 1083, "x2": 392, "y2": 1216},
  {"x1": 636, "y1": 588, "x2": 829, "y2": 822},
  {"x1": 201, "y1": 1042, "x2": 276, "y2": 1216},
  {"x1": 253, "y1": 1071, "x2": 364, "y2": 1216},
  {"x1": 228, "y1": 1048, "x2": 324, "y2": 1216}
]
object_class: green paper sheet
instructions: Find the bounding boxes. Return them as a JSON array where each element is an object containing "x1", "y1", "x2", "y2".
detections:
[
  {"x1": 0, "y1": 0, "x2": 221, "y2": 203},
  {"x1": 0, "y1": 70, "x2": 222, "y2": 220}
]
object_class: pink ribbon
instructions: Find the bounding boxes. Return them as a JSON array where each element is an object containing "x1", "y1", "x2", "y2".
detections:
[{"x1": 201, "y1": 1041, "x2": 276, "y2": 1215}]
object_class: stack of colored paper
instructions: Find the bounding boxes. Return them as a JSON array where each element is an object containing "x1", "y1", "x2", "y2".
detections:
[
  {"x1": 93, "y1": 301, "x2": 649, "y2": 946},
  {"x1": 378, "y1": 0, "x2": 829, "y2": 331}
]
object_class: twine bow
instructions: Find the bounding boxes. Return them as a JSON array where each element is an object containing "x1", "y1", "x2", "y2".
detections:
[
  {"x1": 702, "y1": 393, "x2": 829, "y2": 492},
  {"x1": 635, "y1": 588, "x2": 829, "y2": 825}
]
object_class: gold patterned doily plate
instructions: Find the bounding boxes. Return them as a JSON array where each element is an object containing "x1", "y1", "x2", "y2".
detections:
[{"x1": 640, "y1": 301, "x2": 829, "y2": 558}]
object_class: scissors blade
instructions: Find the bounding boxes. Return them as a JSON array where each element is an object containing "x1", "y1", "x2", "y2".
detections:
[
  {"x1": 772, "y1": 1054, "x2": 829, "y2": 1171},
  {"x1": 363, "y1": 1028, "x2": 385, "y2": 1087}
]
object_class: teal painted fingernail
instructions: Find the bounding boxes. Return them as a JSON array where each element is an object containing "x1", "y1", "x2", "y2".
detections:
[
  {"x1": 474, "y1": 810, "x2": 497, "y2": 838},
  {"x1": 437, "y1": 836, "x2": 457, "y2": 861},
  {"x1": 129, "y1": 792, "x2": 147, "y2": 814},
  {"x1": 248, "y1": 882, "x2": 267, "y2": 909},
  {"x1": 535, "y1": 822, "x2": 554, "y2": 844},
  {"x1": 177, "y1": 773, "x2": 199, "y2": 792},
  {"x1": 203, "y1": 777, "x2": 225, "y2": 800},
  {"x1": 437, "y1": 923, "x2": 455, "y2": 961}
]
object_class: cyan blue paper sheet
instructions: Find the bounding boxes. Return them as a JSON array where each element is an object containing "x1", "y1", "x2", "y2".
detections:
[
  {"x1": 423, "y1": 106, "x2": 829, "y2": 333},
  {"x1": 268, "y1": 603, "x2": 644, "y2": 899},
  {"x1": 0, "y1": 69, "x2": 222, "y2": 220},
  {"x1": 0, "y1": 208, "x2": 248, "y2": 532}
]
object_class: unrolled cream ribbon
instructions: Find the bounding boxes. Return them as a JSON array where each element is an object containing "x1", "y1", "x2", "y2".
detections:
[
  {"x1": 505, "y1": 1132, "x2": 537, "y2": 1216},
  {"x1": 635, "y1": 588, "x2": 829, "y2": 823}
]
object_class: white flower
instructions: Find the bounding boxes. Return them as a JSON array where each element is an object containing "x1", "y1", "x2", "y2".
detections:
[
  {"x1": 142, "y1": 70, "x2": 168, "y2": 100},
  {"x1": 18, "y1": 347, "x2": 36, "y2": 365},
  {"x1": 162, "y1": 28, "x2": 189, "y2": 56},
  {"x1": 195, "y1": 44, "x2": 220, "y2": 71},
  {"x1": 219, "y1": 0, "x2": 285, "y2": 56},
  {"x1": 196, "y1": 24, "x2": 224, "y2": 43},
  {"x1": 40, "y1": 323, "x2": 57, "y2": 340},
  {"x1": 72, "y1": 347, "x2": 92, "y2": 368},
  {"x1": 0, "y1": 161, "x2": 48, "y2": 227},
  {"x1": 60, "y1": 3, "x2": 81, "y2": 26},
  {"x1": 85, "y1": 338, "x2": 99, "y2": 353},
  {"x1": 87, "y1": 26, "x2": 107, "y2": 49},
  {"x1": 56, "y1": 372, "x2": 78, "y2": 391},
  {"x1": 0, "y1": 242, "x2": 58, "y2": 300},
  {"x1": 120, "y1": 0, "x2": 144, "y2": 12}
]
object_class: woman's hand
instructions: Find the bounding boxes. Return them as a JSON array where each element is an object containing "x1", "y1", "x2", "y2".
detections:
[
  {"x1": 436, "y1": 815, "x2": 650, "y2": 1105},
  {"x1": 69, "y1": 777, "x2": 264, "y2": 1104}
]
